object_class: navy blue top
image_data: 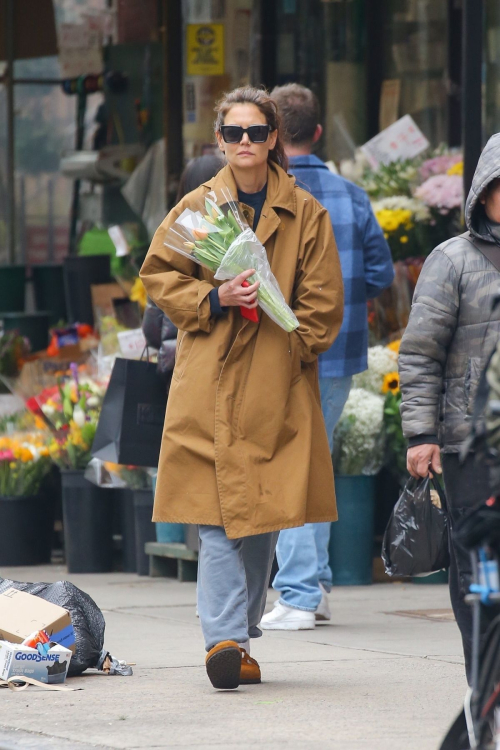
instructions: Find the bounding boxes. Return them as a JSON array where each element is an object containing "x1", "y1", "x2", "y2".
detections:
[{"x1": 237, "y1": 183, "x2": 267, "y2": 230}]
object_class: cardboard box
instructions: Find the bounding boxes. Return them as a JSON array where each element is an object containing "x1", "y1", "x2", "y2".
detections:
[
  {"x1": 0, "y1": 589, "x2": 75, "y2": 653},
  {"x1": 0, "y1": 641, "x2": 72, "y2": 684}
]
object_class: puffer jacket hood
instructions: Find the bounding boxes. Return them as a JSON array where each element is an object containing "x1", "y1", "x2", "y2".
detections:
[{"x1": 465, "y1": 133, "x2": 500, "y2": 239}]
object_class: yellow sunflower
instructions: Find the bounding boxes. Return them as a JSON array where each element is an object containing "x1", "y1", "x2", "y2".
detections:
[
  {"x1": 386, "y1": 339, "x2": 401, "y2": 353},
  {"x1": 382, "y1": 372, "x2": 400, "y2": 394}
]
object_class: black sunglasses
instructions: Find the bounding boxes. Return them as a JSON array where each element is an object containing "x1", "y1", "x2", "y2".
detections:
[{"x1": 219, "y1": 124, "x2": 272, "y2": 144}]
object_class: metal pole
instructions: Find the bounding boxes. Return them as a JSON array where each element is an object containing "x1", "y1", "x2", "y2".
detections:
[
  {"x1": 5, "y1": 0, "x2": 16, "y2": 264},
  {"x1": 462, "y1": 0, "x2": 484, "y2": 201},
  {"x1": 68, "y1": 90, "x2": 87, "y2": 255},
  {"x1": 18, "y1": 174, "x2": 25, "y2": 265},
  {"x1": 47, "y1": 177, "x2": 54, "y2": 262}
]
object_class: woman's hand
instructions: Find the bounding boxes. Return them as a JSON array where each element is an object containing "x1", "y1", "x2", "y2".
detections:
[{"x1": 218, "y1": 270, "x2": 260, "y2": 309}]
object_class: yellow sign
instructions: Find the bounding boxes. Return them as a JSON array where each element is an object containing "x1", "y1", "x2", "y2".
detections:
[{"x1": 186, "y1": 24, "x2": 225, "y2": 76}]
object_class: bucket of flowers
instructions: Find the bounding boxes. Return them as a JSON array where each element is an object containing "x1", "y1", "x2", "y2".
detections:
[
  {"x1": 353, "y1": 341, "x2": 405, "y2": 485},
  {"x1": 330, "y1": 363, "x2": 387, "y2": 586},
  {"x1": 0, "y1": 432, "x2": 54, "y2": 566},
  {"x1": 38, "y1": 364, "x2": 113, "y2": 574}
]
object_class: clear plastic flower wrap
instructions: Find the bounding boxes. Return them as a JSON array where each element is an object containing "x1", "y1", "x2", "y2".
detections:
[{"x1": 163, "y1": 186, "x2": 299, "y2": 332}]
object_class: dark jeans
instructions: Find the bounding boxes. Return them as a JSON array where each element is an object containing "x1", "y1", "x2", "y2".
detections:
[{"x1": 442, "y1": 453, "x2": 491, "y2": 683}]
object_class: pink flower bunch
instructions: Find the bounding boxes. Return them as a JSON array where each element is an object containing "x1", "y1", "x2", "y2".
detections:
[
  {"x1": 414, "y1": 174, "x2": 463, "y2": 214},
  {"x1": 0, "y1": 450, "x2": 14, "y2": 461},
  {"x1": 420, "y1": 154, "x2": 462, "y2": 181}
]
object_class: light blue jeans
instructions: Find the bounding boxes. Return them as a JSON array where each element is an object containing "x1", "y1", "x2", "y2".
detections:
[
  {"x1": 273, "y1": 375, "x2": 352, "y2": 612},
  {"x1": 197, "y1": 525, "x2": 279, "y2": 651}
]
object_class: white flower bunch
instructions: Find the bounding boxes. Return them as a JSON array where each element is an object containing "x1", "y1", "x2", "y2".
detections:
[
  {"x1": 353, "y1": 346, "x2": 398, "y2": 395},
  {"x1": 333, "y1": 388, "x2": 385, "y2": 476},
  {"x1": 371, "y1": 195, "x2": 430, "y2": 223},
  {"x1": 339, "y1": 150, "x2": 370, "y2": 184}
]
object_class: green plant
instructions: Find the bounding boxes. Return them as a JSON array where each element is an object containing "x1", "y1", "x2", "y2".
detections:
[
  {"x1": 0, "y1": 434, "x2": 51, "y2": 496},
  {"x1": 383, "y1": 391, "x2": 407, "y2": 483},
  {"x1": 0, "y1": 331, "x2": 30, "y2": 378},
  {"x1": 48, "y1": 421, "x2": 97, "y2": 471}
]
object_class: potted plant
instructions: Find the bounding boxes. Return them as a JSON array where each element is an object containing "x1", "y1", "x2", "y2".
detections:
[
  {"x1": 0, "y1": 433, "x2": 53, "y2": 565},
  {"x1": 330, "y1": 372, "x2": 387, "y2": 585}
]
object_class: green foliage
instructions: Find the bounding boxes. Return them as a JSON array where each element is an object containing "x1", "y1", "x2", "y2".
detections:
[
  {"x1": 0, "y1": 331, "x2": 30, "y2": 378},
  {"x1": 383, "y1": 391, "x2": 407, "y2": 484},
  {"x1": 0, "y1": 455, "x2": 51, "y2": 497}
]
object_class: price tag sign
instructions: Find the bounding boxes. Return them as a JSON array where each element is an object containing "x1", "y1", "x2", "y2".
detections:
[
  {"x1": 117, "y1": 329, "x2": 147, "y2": 359},
  {"x1": 58, "y1": 22, "x2": 103, "y2": 78},
  {"x1": 361, "y1": 115, "x2": 429, "y2": 168}
]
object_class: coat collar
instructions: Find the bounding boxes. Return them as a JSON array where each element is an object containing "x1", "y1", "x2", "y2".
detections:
[
  {"x1": 203, "y1": 161, "x2": 297, "y2": 217},
  {"x1": 289, "y1": 154, "x2": 329, "y2": 170}
]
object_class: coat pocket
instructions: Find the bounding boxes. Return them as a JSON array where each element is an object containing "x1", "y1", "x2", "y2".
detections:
[
  {"x1": 464, "y1": 357, "x2": 483, "y2": 416},
  {"x1": 172, "y1": 331, "x2": 196, "y2": 383},
  {"x1": 288, "y1": 333, "x2": 302, "y2": 386}
]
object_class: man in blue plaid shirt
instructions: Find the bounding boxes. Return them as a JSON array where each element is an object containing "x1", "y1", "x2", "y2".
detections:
[{"x1": 261, "y1": 84, "x2": 394, "y2": 630}]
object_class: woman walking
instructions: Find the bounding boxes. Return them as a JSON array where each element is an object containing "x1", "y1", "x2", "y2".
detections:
[{"x1": 140, "y1": 86, "x2": 343, "y2": 690}]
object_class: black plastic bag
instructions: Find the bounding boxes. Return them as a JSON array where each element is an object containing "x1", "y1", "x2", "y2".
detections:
[
  {"x1": 0, "y1": 577, "x2": 104, "y2": 676},
  {"x1": 382, "y1": 476, "x2": 450, "y2": 577}
]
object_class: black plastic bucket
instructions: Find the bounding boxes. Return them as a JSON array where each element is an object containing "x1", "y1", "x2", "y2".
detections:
[
  {"x1": 133, "y1": 489, "x2": 156, "y2": 576},
  {"x1": 63, "y1": 255, "x2": 111, "y2": 326},
  {"x1": 0, "y1": 493, "x2": 54, "y2": 566},
  {"x1": 32, "y1": 264, "x2": 67, "y2": 324},
  {"x1": 0, "y1": 266, "x2": 25, "y2": 313},
  {"x1": 1, "y1": 312, "x2": 50, "y2": 352},
  {"x1": 120, "y1": 489, "x2": 137, "y2": 573},
  {"x1": 61, "y1": 470, "x2": 114, "y2": 573}
]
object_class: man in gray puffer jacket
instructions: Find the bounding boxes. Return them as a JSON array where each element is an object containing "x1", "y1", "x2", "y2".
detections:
[{"x1": 400, "y1": 134, "x2": 500, "y2": 681}]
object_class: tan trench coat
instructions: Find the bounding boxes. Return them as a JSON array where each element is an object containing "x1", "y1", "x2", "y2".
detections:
[{"x1": 140, "y1": 162, "x2": 344, "y2": 539}]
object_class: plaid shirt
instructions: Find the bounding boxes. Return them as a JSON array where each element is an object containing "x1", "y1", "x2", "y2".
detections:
[{"x1": 289, "y1": 155, "x2": 394, "y2": 377}]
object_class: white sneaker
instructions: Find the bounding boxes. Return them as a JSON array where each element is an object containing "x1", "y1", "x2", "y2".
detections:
[
  {"x1": 315, "y1": 583, "x2": 331, "y2": 622},
  {"x1": 260, "y1": 601, "x2": 315, "y2": 630}
]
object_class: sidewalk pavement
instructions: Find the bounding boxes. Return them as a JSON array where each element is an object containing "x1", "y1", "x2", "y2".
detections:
[{"x1": 0, "y1": 565, "x2": 466, "y2": 750}]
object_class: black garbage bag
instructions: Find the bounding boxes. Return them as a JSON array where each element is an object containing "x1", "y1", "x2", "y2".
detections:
[
  {"x1": 382, "y1": 476, "x2": 450, "y2": 577},
  {"x1": 0, "y1": 577, "x2": 104, "y2": 676}
]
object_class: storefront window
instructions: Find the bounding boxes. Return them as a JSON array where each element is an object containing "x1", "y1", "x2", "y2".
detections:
[
  {"x1": 379, "y1": 0, "x2": 448, "y2": 147},
  {"x1": 273, "y1": 0, "x2": 366, "y2": 163},
  {"x1": 269, "y1": 0, "x2": 449, "y2": 165},
  {"x1": 484, "y1": 0, "x2": 500, "y2": 141},
  {"x1": 182, "y1": 0, "x2": 259, "y2": 159}
]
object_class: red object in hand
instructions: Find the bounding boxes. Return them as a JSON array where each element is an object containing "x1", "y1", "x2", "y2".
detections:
[{"x1": 239, "y1": 281, "x2": 259, "y2": 323}]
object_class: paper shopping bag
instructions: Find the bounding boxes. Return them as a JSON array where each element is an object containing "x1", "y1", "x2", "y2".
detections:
[{"x1": 92, "y1": 358, "x2": 168, "y2": 468}]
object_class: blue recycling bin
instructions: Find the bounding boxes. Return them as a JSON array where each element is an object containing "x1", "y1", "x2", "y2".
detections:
[{"x1": 152, "y1": 472, "x2": 185, "y2": 543}]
